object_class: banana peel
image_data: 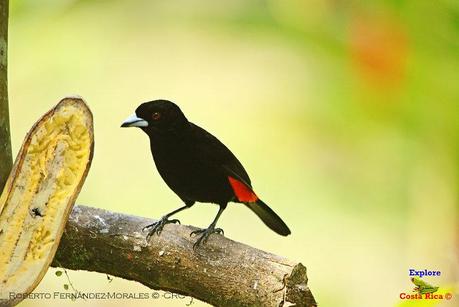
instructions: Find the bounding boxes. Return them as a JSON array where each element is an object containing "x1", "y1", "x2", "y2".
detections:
[{"x1": 0, "y1": 97, "x2": 94, "y2": 306}]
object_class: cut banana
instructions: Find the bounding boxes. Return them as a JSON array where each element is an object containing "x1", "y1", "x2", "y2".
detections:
[{"x1": 0, "y1": 97, "x2": 94, "y2": 306}]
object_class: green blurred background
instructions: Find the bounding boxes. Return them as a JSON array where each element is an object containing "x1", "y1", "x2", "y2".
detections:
[{"x1": 7, "y1": 0, "x2": 458, "y2": 306}]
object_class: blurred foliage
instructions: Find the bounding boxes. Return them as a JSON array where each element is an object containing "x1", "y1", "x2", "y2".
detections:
[{"x1": 6, "y1": 0, "x2": 458, "y2": 306}]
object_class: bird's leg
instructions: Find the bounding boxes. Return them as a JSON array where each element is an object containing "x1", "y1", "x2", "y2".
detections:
[
  {"x1": 144, "y1": 204, "x2": 191, "y2": 241},
  {"x1": 191, "y1": 204, "x2": 227, "y2": 249}
]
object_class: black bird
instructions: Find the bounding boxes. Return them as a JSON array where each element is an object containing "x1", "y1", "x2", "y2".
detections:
[{"x1": 121, "y1": 100, "x2": 291, "y2": 249}]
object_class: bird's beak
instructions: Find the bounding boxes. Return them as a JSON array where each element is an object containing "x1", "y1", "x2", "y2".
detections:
[{"x1": 121, "y1": 113, "x2": 148, "y2": 128}]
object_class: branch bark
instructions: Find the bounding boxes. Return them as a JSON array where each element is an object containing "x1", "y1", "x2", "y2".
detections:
[
  {"x1": 52, "y1": 205, "x2": 317, "y2": 307},
  {"x1": 0, "y1": 0, "x2": 12, "y2": 192}
]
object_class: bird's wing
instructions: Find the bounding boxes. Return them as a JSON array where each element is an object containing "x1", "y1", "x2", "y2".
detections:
[{"x1": 189, "y1": 123, "x2": 252, "y2": 187}]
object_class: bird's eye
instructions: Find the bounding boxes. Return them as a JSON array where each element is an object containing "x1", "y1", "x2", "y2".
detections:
[{"x1": 152, "y1": 112, "x2": 161, "y2": 120}]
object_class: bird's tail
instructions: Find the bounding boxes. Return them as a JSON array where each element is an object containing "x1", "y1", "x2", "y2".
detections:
[{"x1": 245, "y1": 199, "x2": 291, "y2": 236}]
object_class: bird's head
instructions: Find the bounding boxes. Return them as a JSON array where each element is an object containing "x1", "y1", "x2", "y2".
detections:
[{"x1": 121, "y1": 100, "x2": 188, "y2": 133}]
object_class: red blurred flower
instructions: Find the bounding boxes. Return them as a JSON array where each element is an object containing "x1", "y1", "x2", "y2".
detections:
[{"x1": 349, "y1": 14, "x2": 408, "y2": 88}]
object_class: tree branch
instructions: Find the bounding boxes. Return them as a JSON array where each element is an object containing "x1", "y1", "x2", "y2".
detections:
[
  {"x1": 52, "y1": 205, "x2": 317, "y2": 307},
  {"x1": 0, "y1": 0, "x2": 12, "y2": 192}
]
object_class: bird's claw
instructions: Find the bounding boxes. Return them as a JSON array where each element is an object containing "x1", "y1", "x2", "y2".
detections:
[
  {"x1": 143, "y1": 217, "x2": 181, "y2": 242},
  {"x1": 190, "y1": 227, "x2": 224, "y2": 250}
]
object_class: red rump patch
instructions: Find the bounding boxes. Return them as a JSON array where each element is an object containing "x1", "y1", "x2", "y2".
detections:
[{"x1": 228, "y1": 176, "x2": 258, "y2": 202}]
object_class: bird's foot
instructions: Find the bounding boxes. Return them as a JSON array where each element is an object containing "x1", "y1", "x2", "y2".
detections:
[
  {"x1": 190, "y1": 226, "x2": 224, "y2": 250},
  {"x1": 143, "y1": 216, "x2": 180, "y2": 242}
]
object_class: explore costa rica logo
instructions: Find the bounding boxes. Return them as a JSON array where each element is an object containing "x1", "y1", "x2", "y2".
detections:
[{"x1": 399, "y1": 269, "x2": 453, "y2": 301}]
